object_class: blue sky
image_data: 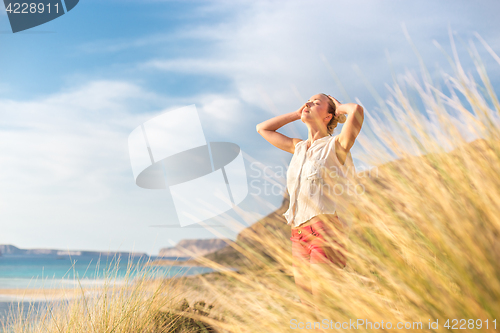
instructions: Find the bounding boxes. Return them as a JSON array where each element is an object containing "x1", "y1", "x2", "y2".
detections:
[{"x1": 0, "y1": 0, "x2": 499, "y2": 255}]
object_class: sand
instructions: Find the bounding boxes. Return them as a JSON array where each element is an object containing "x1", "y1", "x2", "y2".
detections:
[{"x1": 0, "y1": 288, "x2": 103, "y2": 302}]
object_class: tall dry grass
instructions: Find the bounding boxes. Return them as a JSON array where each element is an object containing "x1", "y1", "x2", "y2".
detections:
[
  {"x1": 1, "y1": 255, "x2": 228, "y2": 333},
  {"x1": 3, "y1": 33, "x2": 500, "y2": 332},
  {"x1": 172, "y1": 33, "x2": 500, "y2": 332}
]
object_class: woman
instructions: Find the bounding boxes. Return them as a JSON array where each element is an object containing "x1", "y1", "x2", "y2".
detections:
[{"x1": 256, "y1": 93, "x2": 364, "y2": 307}]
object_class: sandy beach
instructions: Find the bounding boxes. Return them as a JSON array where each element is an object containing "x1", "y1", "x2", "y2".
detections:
[
  {"x1": 146, "y1": 259, "x2": 207, "y2": 267},
  {"x1": 0, "y1": 287, "x2": 103, "y2": 302}
]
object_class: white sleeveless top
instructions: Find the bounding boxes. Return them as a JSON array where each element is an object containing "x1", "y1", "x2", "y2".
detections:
[{"x1": 283, "y1": 135, "x2": 352, "y2": 228}]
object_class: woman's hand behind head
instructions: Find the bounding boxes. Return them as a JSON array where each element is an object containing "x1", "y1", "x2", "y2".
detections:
[
  {"x1": 327, "y1": 95, "x2": 342, "y2": 108},
  {"x1": 295, "y1": 103, "x2": 307, "y2": 120}
]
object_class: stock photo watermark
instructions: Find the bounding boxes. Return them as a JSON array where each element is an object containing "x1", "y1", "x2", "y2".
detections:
[
  {"x1": 249, "y1": 162, "x2": 378, "y2": 197},
  {"x1": 290, "y1": 318, "x2": 497, "y2": 330},
  {"x1": 128, "y1": 104, "x2": 248, "y2": 228},
  {"x1": 3, "y1": 0, "x2": 79, "y2": 33}
]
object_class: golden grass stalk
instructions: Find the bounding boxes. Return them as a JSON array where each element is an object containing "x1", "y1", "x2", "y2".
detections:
[
  {"x1": 1, "y1": 254, "x2": 227, "y2": 333},
  {"x1": 168, "y1": 34, "x2": 500, "y2": 332},
  {"x1": 3, "y1": 33, "x2": 500, "y2": 333}
]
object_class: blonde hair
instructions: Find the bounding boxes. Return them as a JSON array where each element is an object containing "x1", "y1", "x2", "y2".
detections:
[{"x1": 321, "y1": 93, "x2": 347, "y2": 135}]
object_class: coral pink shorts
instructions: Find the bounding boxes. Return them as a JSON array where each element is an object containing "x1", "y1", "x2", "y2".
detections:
[{"x1": 290, "y1": 219, "x2": 347, "y2": 268}]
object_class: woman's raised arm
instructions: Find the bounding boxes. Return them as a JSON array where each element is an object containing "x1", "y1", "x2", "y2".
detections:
[
  {"x1": 328, "y1": 96, "x2": 364, "y2": 153},
  {"x1": 256, "y1": 104, "x2": 305, "y2": 154}
]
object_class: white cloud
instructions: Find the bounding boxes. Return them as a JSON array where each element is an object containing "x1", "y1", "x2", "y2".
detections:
[
  {"x1": 0, "y1": 80, "x2": 256, "y2": 201},
  {"x1": 0, "y1": 80, "x2": 253, "y2": 253},
  {"x1": 135, "y1": 0, "x2": 500, "y2": 169},
  {"x1": 137, "y1": 1, "x2": 498, "y2": 114},
  {"x1": 0, "y1": 81, "x2": 258, "y2": 253},
  {"x1": 0, "y1": 82, "x2": 157, "y2": 207},
  {"x1": 2, "y1": 0, "x2": 499, "y2": 254}
]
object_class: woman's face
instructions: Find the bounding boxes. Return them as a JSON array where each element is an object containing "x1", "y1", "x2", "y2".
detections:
[{"x1": 301, "y1": 94, "x2": 332, "y2": 126}]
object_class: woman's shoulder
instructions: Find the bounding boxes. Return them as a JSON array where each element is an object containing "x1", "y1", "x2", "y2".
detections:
[
  {"x1": 324, "y1": 135, "x2": 337, "y2": 148},
  {"x1": 293, "y1": 138, "x2": 304, "y2": 147},
  {"x1": 324, "y1": 135, "x2": 343, "y2": 163},
  {"x1": 288, "y1": 139, "x2": 305, "y2": 155},
  {"x1": 292, "y1": 139, "x2": 306, "y2": 151},
  {"x1": 327, "y1": 134, "x2": 353, "y2": 168}
]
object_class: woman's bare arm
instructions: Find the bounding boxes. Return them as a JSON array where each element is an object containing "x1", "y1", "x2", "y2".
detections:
[
  {"x1": 256, "y1": 104, "x2": 305, "y2": 154},
  {"x1": 328, "y1": 96, "x2": 364, "y2": 152}
]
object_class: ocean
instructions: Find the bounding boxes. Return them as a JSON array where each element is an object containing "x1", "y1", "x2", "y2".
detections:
[{"x1": 0, "y1": 253, "x2": 219, "y2": 330}]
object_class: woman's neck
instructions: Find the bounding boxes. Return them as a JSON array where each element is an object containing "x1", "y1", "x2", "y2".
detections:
[{"x1": 307, "y1": 128, "x2": 330, "y2": 146}]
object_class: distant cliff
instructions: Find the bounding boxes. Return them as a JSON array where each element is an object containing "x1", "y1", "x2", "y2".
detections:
[
  {"x1": 152, "y1": 192, "x2": 292, "y2": 269},
  {"x1": 0, "y1": 245, "x2": 25, "y2": 255},
  {"x1": 201, "y1": 191, "x2": 291, "y2": 268},
  {"x1": 158, "y1": 238, "x2": 233, "y2": 258},
  {"x1": 0, "y1": 244, "x2": 147, "y2": 257}
]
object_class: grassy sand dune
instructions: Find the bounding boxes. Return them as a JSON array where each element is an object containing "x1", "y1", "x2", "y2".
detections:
[{"x1": 3, "y1": 37, "x2": 500, "y2": 332}]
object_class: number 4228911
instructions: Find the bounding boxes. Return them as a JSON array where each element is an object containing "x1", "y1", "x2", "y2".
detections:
[{"x1": 5, "y1": 3, "x2": 60, "y2": 14}]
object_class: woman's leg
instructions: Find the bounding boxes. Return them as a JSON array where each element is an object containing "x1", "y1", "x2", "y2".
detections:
[
  {"x1": 308, "y1": 220, "x2": 348, "y2": 315},
  {"x1": 292, "y1": 263, "x2": 313, "y2": 307},
  {"x1": 291, "y1": 231, "x2": 314, "y2": 307},
  {"x1": 310, "y1": 262, "x2": 329, "y2": 318},
  {"x1": 309, "y1": 219, "x2": 347, "y2": 269}
]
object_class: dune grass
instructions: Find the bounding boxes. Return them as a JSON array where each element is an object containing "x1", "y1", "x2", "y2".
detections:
[
  {"x1": 171, "y1": 34, "x2": 500, "y2": 332},
  {"x1": 3, "y1": 34, "x2": 500, "y2": 332},
  {"x1": 0, "y1": 255, "x2": 228, "y2": 333}
]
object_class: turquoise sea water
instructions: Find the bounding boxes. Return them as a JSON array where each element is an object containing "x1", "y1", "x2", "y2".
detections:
[
  {"x1": 0, "y1": 253, "x2": 223, "y2": 329},
  {"x1": 0, "y1": 254, "x2": 214, "y2": 290}
]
